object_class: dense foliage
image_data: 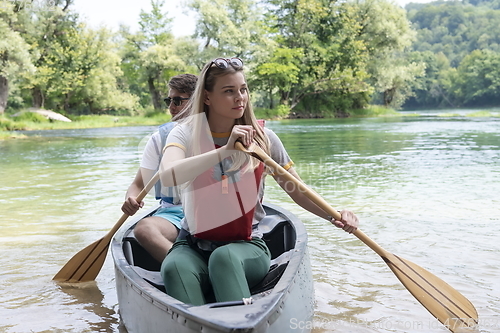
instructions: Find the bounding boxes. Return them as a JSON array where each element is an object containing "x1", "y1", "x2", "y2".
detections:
[
  {"x1": 1, "y1": 0, "x2": 500, "y2": 117},
  {"x1": 405, "y1": 0, "x2": 500, "y2": 108}
]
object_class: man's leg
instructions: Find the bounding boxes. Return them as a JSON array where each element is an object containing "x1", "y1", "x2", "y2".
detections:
[{"x1": 134, "y1": 216, "x2": 178, "y2": 262}]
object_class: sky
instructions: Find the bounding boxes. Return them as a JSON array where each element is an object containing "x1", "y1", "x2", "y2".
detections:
[
  {"x1": 71, "y1": 0, "x2": 434, "y2": 37},
  {"x1": 71, "y1": 0, "x2": 196, "y2": 36}
]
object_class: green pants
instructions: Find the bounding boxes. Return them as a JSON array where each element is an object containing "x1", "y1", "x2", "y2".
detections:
[{"x1": 160, "y1": 238, "x2": 271, "y2": 306}]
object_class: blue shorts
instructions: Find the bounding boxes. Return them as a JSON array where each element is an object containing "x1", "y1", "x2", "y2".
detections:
[{"x1": 152, "y1": 206, "x2": 184, "y2": 230}]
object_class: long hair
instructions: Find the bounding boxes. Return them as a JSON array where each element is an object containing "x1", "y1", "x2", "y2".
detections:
[{"x1": 176, "y1": 59, "x2": 270, "y2": 172}]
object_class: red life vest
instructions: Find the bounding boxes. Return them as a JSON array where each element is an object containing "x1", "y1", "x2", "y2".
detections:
[
  {"x1": 190, "y1": 157, "x2": 264, "y2": 241},
  {"x1": 188, "y1": 120, "x2": 266, "y2": 242}
]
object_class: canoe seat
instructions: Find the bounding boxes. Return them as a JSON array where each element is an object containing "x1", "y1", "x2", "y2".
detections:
[
  {"x1": 249, "y1": 250, "x2": 291, "y2": 295},
  {"x1": 131, "y1": 266, "x2": 165, "y2": 291}
]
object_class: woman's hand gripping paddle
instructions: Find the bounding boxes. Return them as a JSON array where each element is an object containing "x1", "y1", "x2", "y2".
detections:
[
  {"x1": 53, "y1": 172, "x2": 160, "y2": 283},
  {"x1": 235, "y1": 141, "x2": 478, "y2": 333}
]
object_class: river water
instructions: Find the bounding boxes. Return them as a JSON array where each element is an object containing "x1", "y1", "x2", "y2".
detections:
[{"x1": 1, "y1": 112, "x2": 499, "y2": 333}]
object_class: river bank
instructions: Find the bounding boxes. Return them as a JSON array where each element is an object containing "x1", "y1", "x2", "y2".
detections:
[
  {"x1": 0, "y1": 105, "x2": 400, "y2": 137},
  {"x1": 2, "y1": 106, "x2": 499, "y2": 140},
  {"x1": 0, "y1": 112, "x2": 171, "y2": 140}
]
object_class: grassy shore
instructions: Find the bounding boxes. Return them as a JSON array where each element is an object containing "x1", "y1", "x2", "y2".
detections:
[
  {"x1": 6, "y1": 106, "x2": 496, "y2": 140},
  {"x1": 1, "y1": 106, "x2": 393, "y2": 140},
  {"x1": 0, "y1": 106, "x2": 402, "y2": 140},
  {"x1": 1, "y1": 111, "x2": 172, "y2": 140}
]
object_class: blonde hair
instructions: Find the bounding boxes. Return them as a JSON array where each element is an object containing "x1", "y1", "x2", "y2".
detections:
[{"x1": 177, "y1": 59, "x2": 270, "y2": 172}]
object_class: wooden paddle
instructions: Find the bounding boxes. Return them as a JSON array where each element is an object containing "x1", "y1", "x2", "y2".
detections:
[
  {"x1": 235, "y1": 141, "x2": 479, "y2": 333},
  {"x1": 53, "y1": 172, "x2": 160, "y2": 283}
]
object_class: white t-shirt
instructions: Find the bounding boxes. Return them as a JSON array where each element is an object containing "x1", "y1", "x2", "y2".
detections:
[
  {"x1": 140, "y1": 131, "x2": 163, "y2": 171},
  {"x1": 141, "y1": 129, "x2": 181, "y2": 207},
  {"x1": 165, "y1": 123, "x2": 294, "y2": 238}
]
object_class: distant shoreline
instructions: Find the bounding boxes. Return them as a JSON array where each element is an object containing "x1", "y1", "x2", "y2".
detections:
[{"x1": 3, "y1": 108, "x2": 498, "y2": 140}]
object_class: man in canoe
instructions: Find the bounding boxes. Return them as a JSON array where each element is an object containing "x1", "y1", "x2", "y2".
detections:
[
  {"x1": 158, "y1": 58, "x2": 359, "y2": 305},
  {"x1": 121, "y1": 73, "x2": 198, "y2": 262}
]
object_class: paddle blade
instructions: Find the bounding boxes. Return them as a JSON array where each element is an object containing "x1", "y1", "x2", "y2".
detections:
[
  {"x1": 383, "y1": 253, "x2": 478, "y2": 333},
  {"x1": 53, "y1": 237, "x2": 109, "y2": 283}
]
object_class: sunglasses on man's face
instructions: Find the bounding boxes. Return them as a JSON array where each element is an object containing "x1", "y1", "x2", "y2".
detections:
[
  {"x1": 164, "y1": 97, "x2": 190, "y2": 107},
  {"x1": 211, "y1": 57, "x2": 244, "y2": 70}
]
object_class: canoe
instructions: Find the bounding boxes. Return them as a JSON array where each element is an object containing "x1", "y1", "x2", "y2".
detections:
[{"x1": 111, "y1": 202, "x2": 314, "y2": 333}]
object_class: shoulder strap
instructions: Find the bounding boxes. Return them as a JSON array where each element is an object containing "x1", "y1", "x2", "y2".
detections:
[
  {"x1": 158, "y1": 121, "x2": 177, "y2": 152},
  {"x1": 155, "y1": 121, "x2": 177, "y2": 201}
]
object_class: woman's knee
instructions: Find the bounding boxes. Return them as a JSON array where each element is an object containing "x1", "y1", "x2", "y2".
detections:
[
  {"x1": 161, "y1": 243, "x2": 207, "y2": 279},
  {"x1": 209, "y1": 246, "x2": 240, "y2": 271},
  {"x1": 161, "y1": 255, "x2": 182, "y2": 281}
]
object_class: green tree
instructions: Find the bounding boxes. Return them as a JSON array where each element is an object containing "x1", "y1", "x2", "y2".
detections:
[
  {"x1": 6, "y1": 0, "x2": 135, "y2": 113},
  {"x1": 24, "y1": 22, "x2": 133, "y2": 113},
  {"x1": 17, "y1": 0, "x2": 78, "y2": 109},
  {"x1": 0, "y1": 1, "x2": 34, "y2": 114},
  {"x1": 188, "y1": 0, "x2": 268, "y2": 64},
  {"x1": 252, "y1": 47, "x2": 302, "y2": 109},
  {"x1": 408, "y1": 1, "x2": 500, "y2": 67},
  {"x1": 140, "y1": 44, "x2": 185, "y2": 110},
  {"x1": 374, "y1": 61, "x2": 425, "y2": 107},
  {"x1": 257, "y1": 0, "x2": 420, "y2": 113},
  {"x1": 404, "y1": 0, "x2": 500, "y2": 108},
  {"x1": 452, "y1": 49, "x2": 500, "y2": 106},
  {"x1": 120, "y1": 0, "x2": 191, "y2": 110},
  {"x1": 190, "y1": 0, "x2": 252, "y2": 54},
  {"x1": 64, "y1": 28, "x2": 139, "y2": 113},
  {"x1": 405, "y1": 51, "x2": 457, "y2": 108},
  {"x1": 261, "y1": 0, "x2": 370, "y2": 113},
  {"x1": 138, "y1": 0, "x2": 172, "y2": 46},
  {"x1": 352, "y1": 0, "x2": 423, "y2": 108}
]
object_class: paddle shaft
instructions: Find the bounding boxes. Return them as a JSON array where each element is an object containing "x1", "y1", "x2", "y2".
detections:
[
  {"x1": 105, "y1": 171, "x2": 160, "y2": 239},
  {"x1": 235, "y1": 142, "x2": 388, "y2": 257},
  {"x1": 53, "y1": 172, "x2": 160, "y2": 282},
  {"x1": 235, "y1": 142, "x2": 478, "y2": 333}
]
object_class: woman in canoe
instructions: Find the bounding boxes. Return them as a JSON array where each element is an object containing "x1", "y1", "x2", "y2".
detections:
[{"x1": 158, "y1": 57, "x2": 359, "y2": 306}]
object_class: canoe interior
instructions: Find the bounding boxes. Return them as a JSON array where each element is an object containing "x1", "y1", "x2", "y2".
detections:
[
  {"x1": 121, "y1": 204, "x2": 298, "y2": 299},
  {"x1": 112, "y1": 202, "x2": 314, "y2": 333}
]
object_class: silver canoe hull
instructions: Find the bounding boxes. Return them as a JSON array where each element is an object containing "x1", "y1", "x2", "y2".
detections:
[{"x1": 112, "y1": 202, "x2": 314, "y2": 333}]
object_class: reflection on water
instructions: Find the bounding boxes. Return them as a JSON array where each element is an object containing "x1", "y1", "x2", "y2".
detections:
[
  {"x1": 57, "y1": 282, "x2": 119, "y2": 332},
  {"x1": 1, "y1": 117, "x2": 499, "y2": 332}
]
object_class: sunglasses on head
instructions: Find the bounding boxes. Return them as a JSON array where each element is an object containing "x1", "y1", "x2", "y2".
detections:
[
  {"x1": 210, "y1": 57, "x2": 244, "y2": 70},
  {"x1": 164, "y1": 96, "x2": 190, "y2": 107}
]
